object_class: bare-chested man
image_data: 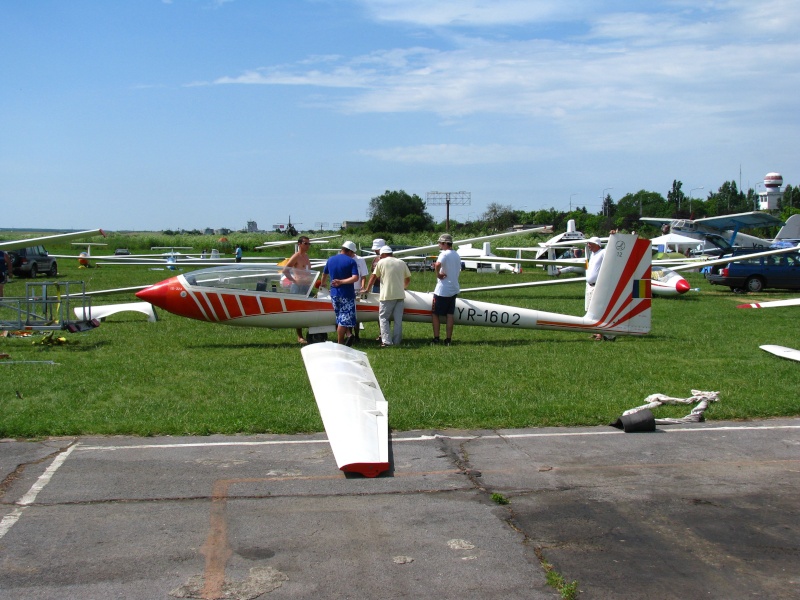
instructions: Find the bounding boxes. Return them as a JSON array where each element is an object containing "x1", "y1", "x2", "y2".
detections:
[{"x1": 283, "y1": 235, "x2": 313, "y2": 344}]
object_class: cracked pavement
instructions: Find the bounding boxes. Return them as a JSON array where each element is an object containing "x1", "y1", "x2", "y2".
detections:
[{"x1": 1, "y1": 419, "x2": 799, "y2": 599}]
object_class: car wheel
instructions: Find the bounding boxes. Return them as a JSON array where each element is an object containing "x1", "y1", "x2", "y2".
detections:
[
  {"x1": 48, "y1": 262, "x2": 58, "y2": 277},
  {"x1": 745, "y1": 276, "x2": 764, "y2": 293},
  {"x1": 29, "y1": 263, "x2": 38, "y2": 278}
]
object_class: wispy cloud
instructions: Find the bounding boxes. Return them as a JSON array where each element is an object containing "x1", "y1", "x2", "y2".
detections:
[
  {"x1": 202, "y1": 1, "x2": 800, "y2": 156},
  {"x1": 354, "y1": 0, "x2": 594, "y2": 27},
  {"x1": 361, "y1": 143, "x2": 543, "y2": 165}
]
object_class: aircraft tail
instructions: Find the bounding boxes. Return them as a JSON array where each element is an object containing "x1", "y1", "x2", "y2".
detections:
[
  {"x1": 775, "y1": 214, "x2": 800, "y2": 242},
  {"x1": 586, "y1": 234, "x2": 651, "y2": 335}
]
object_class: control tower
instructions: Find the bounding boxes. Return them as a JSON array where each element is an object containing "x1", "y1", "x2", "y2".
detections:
[{"x1": 758, "y1": 172, "x2": 784, "y2": 210}]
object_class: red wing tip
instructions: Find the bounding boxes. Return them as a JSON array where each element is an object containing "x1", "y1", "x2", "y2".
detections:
[
  {"x1": 341, "y1": 462, "x2": 390, "y2": 478},
  {"x1": 736, "y1": 303, "x2": 757, "y2": 309}
]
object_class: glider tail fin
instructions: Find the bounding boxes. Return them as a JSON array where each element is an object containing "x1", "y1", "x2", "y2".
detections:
[{"x1": 587, "y1": 234, "x2": 651, "y2": 335}]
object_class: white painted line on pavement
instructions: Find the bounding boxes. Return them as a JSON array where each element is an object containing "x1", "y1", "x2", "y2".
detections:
[
  {"x1": 76, "y1": 424, "x2": 800, "y2": 452},
  {"x1": 0, "y1": 443, "x2": 78, "y2": 541}
]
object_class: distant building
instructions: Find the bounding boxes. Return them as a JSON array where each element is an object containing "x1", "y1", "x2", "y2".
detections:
[
  {"x1": 342, "y1": 220, "x2": 367, "y2": 229},
  {"x1": 204, "y1": 228, "x2": 214, "y2": 235},
  {"x1": 246, "y1": 220, "x2": 259, "y2": 232}
]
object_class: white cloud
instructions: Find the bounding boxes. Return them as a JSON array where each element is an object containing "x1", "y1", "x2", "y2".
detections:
[
  {"x1": 355, "y1": 0, "x2": 593, "y2": 26},
  {"x1": 361, "y1": 143, "x2": 543, "y2": 165},
  {"x1": 205, "y1": 2, "x2": 800, "y2": 156}
]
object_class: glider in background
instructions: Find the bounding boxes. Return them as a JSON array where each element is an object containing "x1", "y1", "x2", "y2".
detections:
[
  {"x1": 460, "y1": 242, "x2": 800, "y2": 298},
  {"x1": 0, "y1": 229, "x2": 106, "y2": 251}
]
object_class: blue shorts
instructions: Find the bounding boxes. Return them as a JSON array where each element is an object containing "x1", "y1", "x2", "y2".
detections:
[
  {"x1": 432, "y1": 294, "x2": 457, "y2": 316},
  {"x1": 331, "y1": 295, "x2": 357, "y2": 328}
]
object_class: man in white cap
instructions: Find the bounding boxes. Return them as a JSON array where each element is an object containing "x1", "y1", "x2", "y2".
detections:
[
  {"x1": 585, "y1": 236, "x2": 610, "y2": 340},
  {"x1": 319, "y1": 241, "x2": 360, "y2": 345},
  {"x1": 431, "y1": 233, "x2": 461, "y2": 345},
  {"x1": 369, "y1": 238, "x2": 386, "y2": 293},
  {"x1": 365, "y1": 246, "x2": 411, "y2": 347}
]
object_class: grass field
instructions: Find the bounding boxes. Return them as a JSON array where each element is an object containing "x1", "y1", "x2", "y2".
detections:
[{"x1": 1, "y1": 241, "x2": 798, "y2": 438}]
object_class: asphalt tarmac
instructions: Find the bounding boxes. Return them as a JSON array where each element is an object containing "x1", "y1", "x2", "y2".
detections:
[{"x1": 1, "y1": 418, "x2": 798, "y2": 600}]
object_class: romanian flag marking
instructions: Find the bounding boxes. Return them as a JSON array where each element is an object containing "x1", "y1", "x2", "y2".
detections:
[{"x1": 632, "y1": 279, "x2": 651, "y2": 299}]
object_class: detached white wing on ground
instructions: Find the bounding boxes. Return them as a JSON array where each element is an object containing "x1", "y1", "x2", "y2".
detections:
[
  {"x1": 760, "y1": 345, "x2": 800, "y2": 363},
  {"x1": 301, "y1": 342, "x2": 389, "y2": 477}
]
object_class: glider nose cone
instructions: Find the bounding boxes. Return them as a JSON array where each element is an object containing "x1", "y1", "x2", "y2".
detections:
[
  {"x1": 136, "y1": 278, "x2": 177, "y2": 309},
  {"x1": 676, "y1": 278, "x2": 691, "y2": 294}
]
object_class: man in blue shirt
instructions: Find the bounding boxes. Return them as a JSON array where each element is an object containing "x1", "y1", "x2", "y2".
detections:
[{"x1": 320, "y1": 241, "x2": 360, "y2": 345}]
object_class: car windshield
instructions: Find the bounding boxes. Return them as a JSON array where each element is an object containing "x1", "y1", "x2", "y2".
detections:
[{"x1": 184, "y1": 265, "x2": 319, "y2": 297}]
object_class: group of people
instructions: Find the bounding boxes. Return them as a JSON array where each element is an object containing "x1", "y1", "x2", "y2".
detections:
[
  {"x1": 287, "y1": 231, "x2": 614, "y2": 346},
  {"x1": 310, "y1": 233, "x2": 461, "y2": 348}
]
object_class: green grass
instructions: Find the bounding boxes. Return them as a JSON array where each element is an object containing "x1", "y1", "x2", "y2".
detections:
[{"x1": 1, "y1": 243, "x2": 799, "y2": 438}]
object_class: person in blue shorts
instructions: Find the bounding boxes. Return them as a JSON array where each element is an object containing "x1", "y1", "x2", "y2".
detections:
[{"x1": 319, "y1": 241, "x2": 360, "y2": 345}]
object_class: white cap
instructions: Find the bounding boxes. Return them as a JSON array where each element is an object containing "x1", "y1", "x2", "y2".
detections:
[
  {"x1": 379, "y1": 245, "x2": 393, "y2": 255},
  {"x1": 342, "y1": 241, "x2": 357, "y2": 252},
  {"x1": 371, "y1": 238, "x2": 386, "y2": 250},
  {"x1": 587, "y1": 237, "x2": 602, "y2": 247}
]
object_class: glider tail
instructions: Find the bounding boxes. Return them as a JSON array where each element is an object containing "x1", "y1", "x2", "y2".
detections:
[{"x1": 586, "y1": 234, "x2": 651, "y2": 335}]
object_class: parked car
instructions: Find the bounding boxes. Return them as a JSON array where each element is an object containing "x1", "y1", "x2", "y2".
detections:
[
  {"x1": 9, "y1": 245, "x2": 59, "y2": 278},
  {"x1": 114, "y1": 248, "x2": 131, "y2": 255},
  {"x1": 705, "y1": 250, "x2": 800, "y2": 292}
]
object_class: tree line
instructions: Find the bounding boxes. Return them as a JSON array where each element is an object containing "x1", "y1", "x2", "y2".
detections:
[{"x1": 361, "y1": 181, "x2": 800, "y2": 238}]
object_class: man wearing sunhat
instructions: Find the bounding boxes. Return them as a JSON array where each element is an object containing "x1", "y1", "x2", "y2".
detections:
[
  {"x1": 319, "y1": 241, "x2": 360, "y2": 345},
  {"x1": 369, "y1": 238, "x2": 386, "y2": 293},
  {"x1": 585, "y1": 236, "x2": 613, "y2": 341},
  {"x1": 366, "y1": 246, "x2": 411, "y2": 347}
]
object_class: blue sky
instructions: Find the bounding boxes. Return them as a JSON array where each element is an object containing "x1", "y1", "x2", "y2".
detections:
[{"x1": 2, "y1": 0, "x2": 799, "y2": 232}]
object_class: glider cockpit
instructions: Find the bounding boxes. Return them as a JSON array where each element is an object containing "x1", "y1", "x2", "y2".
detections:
[{"x1": 184, "y1": 265, "x2": 320, "y2": 297}]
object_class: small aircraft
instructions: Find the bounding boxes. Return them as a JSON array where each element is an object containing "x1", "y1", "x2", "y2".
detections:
[
  {"x1": 456, "y1": 241, "x2": 523, "y2": 273},
  {"x1": 498, "y1": 220, "x2": 586, "y2": 276},
  {"x1": 136, "y1": 233, "x2": 653, "y2": 340},
  {"x1": 639, "y1": 211, "x2": 798, "y2": 255}
]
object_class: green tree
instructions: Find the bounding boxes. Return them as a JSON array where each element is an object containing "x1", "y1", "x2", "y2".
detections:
[
  {"x1": 708, "y1": 181, "x2": 747, "y2": 215},
  {"x1": 366, "y1": 190, "x2": 435, "y2": 233},
  {"x1": 615, "y1": 190, "x2": 665, "y2": 231},
  {"x1": 482, "y1": 202, "x2": 517, "y2": 231},
  {"x1": 667, "y1": 180, "x2": 686, "y2": 217}
]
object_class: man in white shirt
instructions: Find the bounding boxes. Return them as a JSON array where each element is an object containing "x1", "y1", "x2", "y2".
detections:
[
  {"x1": 585, "y1": 236, "x2": 614, "y2": 341},
  {"x1": 352, "y1": 251, "x2": 369, "y2": 341},
  {"x1": 431, "y1": 233, "x2": 461, "y2": 345},
  {"x1": 366, "y1": 246, "x2": 411, "y2": 347}
]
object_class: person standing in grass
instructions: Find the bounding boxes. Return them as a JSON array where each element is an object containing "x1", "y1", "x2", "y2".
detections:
[
  {"x1": 283, "y1": 235, "x2": 313, "y2": 344},
  {"x1": 365, "y1": 246, "x2": 411, "y2": 347},
  {"x1": 319, "y1": 241, "x2": 360, "y2": 346},
  {"x1": 431, "y1": 233, "x2": 461, "y2": 346},
  {"x1": 585, "y1": 235, "x2": 615, "y2": 341}
]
